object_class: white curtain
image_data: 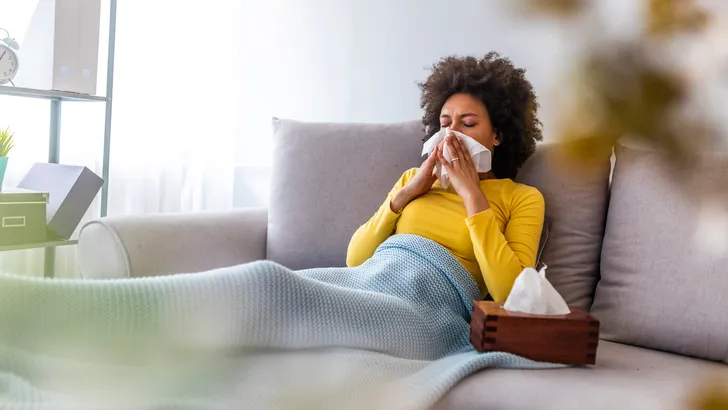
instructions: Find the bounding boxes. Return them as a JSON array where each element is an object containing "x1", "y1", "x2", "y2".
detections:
[{"x1": 0, "y1": 0, "x2": 275, "y2": 277}]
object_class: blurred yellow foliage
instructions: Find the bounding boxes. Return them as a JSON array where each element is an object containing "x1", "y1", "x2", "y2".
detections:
[
  {"x1": 648, "y1": 0, "x2": 710, "y2": 38},
  {"x1": 526, "y1": 0, "x2": 710, "y2": 35},
  {"x1": 523, "y1": 0, "x2": 587, "y2": 17},
  {"x1": 523, "y1": 0, "x2": 725, "y2": 188},
  {"x1": 690, "y1": 379, "x2": 728, "y2": 410},
  {"x1": 522, "y1": 2, "x2": 728, "y2": 406},
  {"x1": 560, "y1": 45, "x2": 712, "y2": 170}
]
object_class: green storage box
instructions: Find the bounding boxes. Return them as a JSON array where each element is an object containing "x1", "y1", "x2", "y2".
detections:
[{"x1": 0, "y1": 188, "x2": 49, "y2": 246}]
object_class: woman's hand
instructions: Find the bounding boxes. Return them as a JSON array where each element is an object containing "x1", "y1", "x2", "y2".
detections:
[
  {"x1": 437, "y1": 133, "x2": 490, "y2": 216},
  {"x1": 390, "y1": 143, "x2": 443, "y2": 213}
]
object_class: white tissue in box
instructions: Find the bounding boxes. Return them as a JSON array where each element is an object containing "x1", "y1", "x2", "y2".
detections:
[{"x1": 503, "y1": 265, "x2": 570, "y2": 315}]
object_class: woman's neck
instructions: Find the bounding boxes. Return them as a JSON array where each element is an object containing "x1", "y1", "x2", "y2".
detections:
[{"x1": 478, "y1": 171, "x2": 497, "y2": 180}]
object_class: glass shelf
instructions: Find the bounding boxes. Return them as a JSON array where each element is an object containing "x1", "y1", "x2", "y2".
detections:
[
  {"x1": 0, "y1": 85, "x2": 107, "y2": 102},
  {"x1": 0, "y1": 239, "x2": 78, "y2": 252}
]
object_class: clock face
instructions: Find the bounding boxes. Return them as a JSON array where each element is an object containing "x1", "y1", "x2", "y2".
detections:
[{"x1": 0, "y1": 45, "x2": 18, "y2": 81}]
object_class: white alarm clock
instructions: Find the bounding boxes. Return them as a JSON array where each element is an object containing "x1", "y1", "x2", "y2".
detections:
[{"x1": 0, "y1": 28, "x2": 19, "y2": 86}]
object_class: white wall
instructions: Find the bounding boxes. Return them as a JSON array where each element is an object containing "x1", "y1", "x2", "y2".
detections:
[
  {"x1": 239, "y1": 0, "x2": 648, "y2": 162},
  {"x1": 243, "y1": 0, "x2": 579, "y2": 138},
  {"x1": 233, "y1": 0, "x2": 643, "y2": 206}
]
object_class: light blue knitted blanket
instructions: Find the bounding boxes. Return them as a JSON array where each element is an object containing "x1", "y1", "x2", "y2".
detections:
[{"x1": 0, "y1": 234, "x2": 558, "y2": 409}]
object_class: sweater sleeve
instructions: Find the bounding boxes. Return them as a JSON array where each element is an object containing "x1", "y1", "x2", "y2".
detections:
[
  {"x1": 346, "y1": 169, "x2": 417, "y2": 267},
  {"x1": 465, "y1": 187, "x2": 545, "y2": 303}
]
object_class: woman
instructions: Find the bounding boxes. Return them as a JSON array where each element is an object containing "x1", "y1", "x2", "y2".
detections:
[{"x1": 347, "y1": 53, "x2": 545, "y2": 304}]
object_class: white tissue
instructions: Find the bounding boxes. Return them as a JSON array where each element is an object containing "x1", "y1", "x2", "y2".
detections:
[
  {"x1": 421, "y1": 128, "x2": 491, "y2": 189},
  {"x1": 503, "y1": 265, "x2": 571, "y2": 315}
]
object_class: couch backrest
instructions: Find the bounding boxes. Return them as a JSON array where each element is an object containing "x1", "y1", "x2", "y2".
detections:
[
  {"x1": 267, "y1": 118, "x2": 423, "y2": 269},
  {"x1": 267, "y1": 119, "x2": 612, "y2": 309}
]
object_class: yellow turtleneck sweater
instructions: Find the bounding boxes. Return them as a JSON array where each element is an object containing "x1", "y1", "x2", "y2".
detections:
[{"x1": 346, "y1": 168, "x2": 545, "y2": 303}]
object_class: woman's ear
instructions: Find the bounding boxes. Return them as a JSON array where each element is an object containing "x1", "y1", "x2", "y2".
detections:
[{"x1": 493, "y1": 130, "x2": 501, "y2": 147}]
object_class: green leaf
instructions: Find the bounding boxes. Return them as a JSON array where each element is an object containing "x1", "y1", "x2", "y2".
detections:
[{"x1": 0, "y1": 125, "x2": 16, "y2": 157}]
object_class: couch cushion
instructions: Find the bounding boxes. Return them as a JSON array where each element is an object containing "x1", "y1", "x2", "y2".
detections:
[
  {"x1": 590, "y1": 143, "x2": 728, "y2": 362},
  {"x1": 267, "y1": 118, "x2": 423, "y2": 269},
  {"x1": 516, "y1": 143, "x2": 612, "y2": 309},
  {"x1": 436, "y1": 341, "x2": 728, "y2": 410}
]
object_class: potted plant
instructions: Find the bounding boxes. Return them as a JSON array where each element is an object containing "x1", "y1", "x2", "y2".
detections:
[{"x1": 0, "y1": 125, "x2": 15, "y2": 190}]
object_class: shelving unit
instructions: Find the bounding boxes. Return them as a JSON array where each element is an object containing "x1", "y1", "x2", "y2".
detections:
[
  {"x1": 0, "y1": 239, "x2": 77, "y2": 253},
  {"x1": 0, "y1": 0, "x2": 117, "y2": 277},
  {"x1": 0, "y1": 85, "x2": 108, "y2": 102}
]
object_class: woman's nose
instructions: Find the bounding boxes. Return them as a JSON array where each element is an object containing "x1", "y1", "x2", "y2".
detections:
[{"x1": 449, "y1": 122, "x2": 462, "y2": 133}]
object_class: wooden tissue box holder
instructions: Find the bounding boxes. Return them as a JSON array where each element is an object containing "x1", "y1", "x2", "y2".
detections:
[{"x1": 470, "y1": 301, "x2": 600, "y2": 365}]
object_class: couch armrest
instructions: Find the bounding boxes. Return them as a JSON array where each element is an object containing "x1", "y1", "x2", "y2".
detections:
[{"x1": 78, "y1": 208, "x2": 268, "y2": 279}]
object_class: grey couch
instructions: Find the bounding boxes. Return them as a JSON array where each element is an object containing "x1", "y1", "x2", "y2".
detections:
[{"x1": 78, "y1": 119, "x2": 728, "y2": 410}]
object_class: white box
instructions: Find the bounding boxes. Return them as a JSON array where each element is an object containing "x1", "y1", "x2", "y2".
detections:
[
  {"x1": 12, "y1": 0, "x2": 101, "y2": 95},
  {"x1": 18, "y1": 163, "x2": 104, "y2": 240}
]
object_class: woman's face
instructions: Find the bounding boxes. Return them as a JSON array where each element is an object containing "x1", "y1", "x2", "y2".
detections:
[{"x1": 439, "y1": 93, "x2": 499, "y2": 151}]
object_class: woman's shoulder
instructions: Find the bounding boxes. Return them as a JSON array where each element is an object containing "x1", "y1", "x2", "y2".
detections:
[
  {"x1": 512, "y1": 181, "x2": 544, "y2": 209},
  {"x1": 514, "y1": 180, "x2": 543, "y2": 198},
  {"x1": 489, "y1": 179, "x2": 544, "y2": 206}
]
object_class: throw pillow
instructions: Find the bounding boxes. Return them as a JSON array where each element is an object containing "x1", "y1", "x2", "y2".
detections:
[
  {"x1": 516, "y1": 142, "x2": 613, "y2": 310},
  {"x1": 591, "y1": 143, "x2": 728, "y2": 362},
  {"x1": 267, "y1": 118, "x2": 424, "y2": 269}
]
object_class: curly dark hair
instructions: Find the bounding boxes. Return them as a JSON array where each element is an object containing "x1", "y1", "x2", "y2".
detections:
[{"x1": 419, "y1": 53, "x2": 543, "y2": 179}]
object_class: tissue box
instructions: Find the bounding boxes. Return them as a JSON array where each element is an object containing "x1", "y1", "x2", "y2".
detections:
[{"x1": 470, "y1": 301, "x2": 600, "y2": 365}]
